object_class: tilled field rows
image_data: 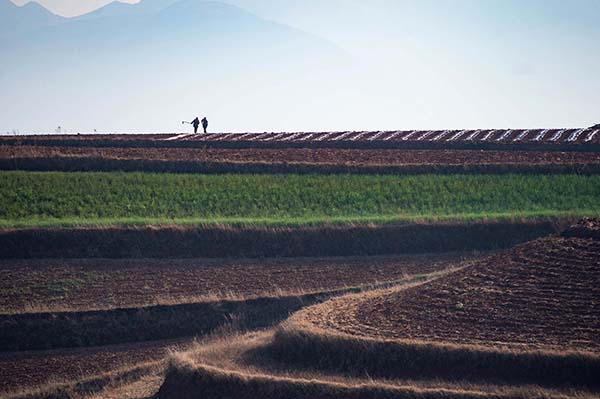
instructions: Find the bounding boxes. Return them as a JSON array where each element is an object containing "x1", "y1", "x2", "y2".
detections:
[
  {"x1": 167, "y1": 128, "x2": 600, "y2": 144},
  {"x1": 0, "y1": 254, "x2": 466, "y2": 397},
  {"x1": 295, "y1": 233, "x2": 600, "y2": 353},
  {"x1": 3, "y1": 146, "x2": 600, "y2": 166},
  {"x1": 0, "y1": 255, "x2": 452, "y2": 314}
]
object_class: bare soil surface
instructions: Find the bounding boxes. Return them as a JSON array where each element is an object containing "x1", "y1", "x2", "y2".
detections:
[
  {"x1": 0, "y1": 254, "x2": 473, "y2": 396},
  {"x1": 85, "y1": 371, "x2": 163, "y2": 399},
  {"x1": 0, "y1": 338, "x2": 181, "y2": 394},
  {"x1": 306, "y1": 234, "x2": 600, "y2": 352},
  {"x1": 0, "y1": 254, "x2": 468, "y2": 314},
  {"x1": 2, "y1": 145, "x2": 600, "y2": 166}
]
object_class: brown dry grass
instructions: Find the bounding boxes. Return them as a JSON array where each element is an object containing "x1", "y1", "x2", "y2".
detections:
[
  {"x1": 157, "y1": 329, "x2": 598, "y2": 399},
  {"x1": 2, "y1": 360, "x2": 164, "y2": 399}
]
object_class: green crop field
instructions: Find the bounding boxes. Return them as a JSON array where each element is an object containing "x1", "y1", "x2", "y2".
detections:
[{"x1": 1, "y1": 171, "x2": 599, "y2": 228}]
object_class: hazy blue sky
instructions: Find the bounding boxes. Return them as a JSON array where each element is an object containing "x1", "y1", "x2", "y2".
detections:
[{"x1": 3, "y1": 0, "x2": 600, "y2": 133}]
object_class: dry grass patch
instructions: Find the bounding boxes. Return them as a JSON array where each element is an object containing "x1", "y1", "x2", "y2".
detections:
[{"x1": 157, "y1": 329, "x2": 597, "y2": 399}]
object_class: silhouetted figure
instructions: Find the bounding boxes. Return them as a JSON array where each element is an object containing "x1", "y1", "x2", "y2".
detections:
[
  {"x1": 191, "y1": 117, "x2": 200, "y2": 134},
  {"x1": 202, "y1": 117, "x2": 208, "y2": 134}
]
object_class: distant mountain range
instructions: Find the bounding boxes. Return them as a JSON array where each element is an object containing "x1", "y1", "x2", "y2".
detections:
[
  {"x1": 0, "y1": 0, "x2": 65, "y2": 37},
  {"x1": 0, "y1": 0, "x2": 347, "y2": 133},
  {"x1": 6, "y1": 0, "x2": 131, "y2": 18}
]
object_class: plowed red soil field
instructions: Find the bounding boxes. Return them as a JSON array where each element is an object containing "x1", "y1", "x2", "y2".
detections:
[
  {"x1": 0, "y1": 254, "x2": 468, "y2": 314},
  {"x1": 0, "y1": 338, "x2": 178, "y2": 394},
  {"x1": 306, "y1": 225, "x2": 600, "y2": 352},
  {"x1": 2, "y1": 145, "x2": 600, "y2": 166},
  {"x1": 0, "y1": 253, "x2": 473, "y2": 396}
]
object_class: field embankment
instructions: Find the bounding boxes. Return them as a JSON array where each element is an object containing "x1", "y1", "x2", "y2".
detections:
[
  {"x1": 158, "y1": 330, "x2": 599, "y2": 399},
  {"x1": 1, "y1": 341, "x2": 168, "y2": 398},
  {"x1": 0, "y1": 257, "x2": 464, "y2": 351},
  {"x1": 0, "y1": 294, "x2": 318, "y2": 351},
  {"x1": 0, "y1": 221, "x2": 562, "y2": 258}
]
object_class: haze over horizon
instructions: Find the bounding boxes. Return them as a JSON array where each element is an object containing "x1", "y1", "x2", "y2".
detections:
[
  {"x1": 10, "y1": 0, "x2": 139, "y2": 17},
  {"x1": 2, "y1": 0, "x2": 599, "y2": 134}
]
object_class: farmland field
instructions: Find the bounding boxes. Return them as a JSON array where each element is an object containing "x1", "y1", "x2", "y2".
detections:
[
  {"x1": 3, "y1": 145, "x2": 600, "y2": 166},
  {"x1": 159, "y1": 219, "x2": 600, "y2": 399},
  {"x1": 0, "y1": 254, "x2": 463, "y2": 314},
  {"x1": 296, "y1": 234, "x2": 600, "y2": 351},
  {"x1": 3, "y1": 143, "x2": 600, "y2": 175},
  {"x1": 0, "y1": 253, "x2": 473, "y2": 395},
  {"x1": 1, "y1": 171, "x2": 600, "y2": 228},
  {"x1": 1, "y1": 133, "x2": 599, "y2": 399},
  {"x1": 2, "y1": 128, "x2": 600, "y2": 145}
]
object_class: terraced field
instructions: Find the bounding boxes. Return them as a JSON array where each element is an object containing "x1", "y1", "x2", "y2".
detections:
[
  {"x1": 0, "y1": 255, "x2": 455, "y2": 314},
  {"x1": 157, "y1": 219, "x2": 600, "y2": 399},
  {"x1": 0, "y1": 253, "x2": 472, "y2": 397},
  {"x1": 296, "y1": 235, "x2": 599, "y2": 351},
  {"x1": 2, "y1": 131, "x2": 599, "y2": 399}
]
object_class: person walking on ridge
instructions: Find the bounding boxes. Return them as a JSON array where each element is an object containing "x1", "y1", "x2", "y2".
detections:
[
  {"x1": 191, "y1": 117, "x2": 200, "y2": 134},
  {"x1": 202, "y1": 117, "x2": 208, "y2": 134}
]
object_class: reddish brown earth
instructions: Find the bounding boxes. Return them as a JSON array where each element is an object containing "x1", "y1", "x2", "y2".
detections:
[
  {"x1": 2, "y1": 145, "x2": 600, "y2": 166},
  {"x1": 0, "y1": 338, "x2": 181, "y2": 394},
  {"x1": 0, "y1": 254, "x2": 473, "y2": 395},
  {"x1": 0, "y1": 254, "x2": 467, "y2": 314},
  {"x1": 314, "y1": 234, "x2": 600, "y2": 352}
]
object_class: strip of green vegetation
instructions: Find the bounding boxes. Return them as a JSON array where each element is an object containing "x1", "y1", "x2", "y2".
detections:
[{"x1": 1, "y1": 171, "x2": 599, "y2": 228}]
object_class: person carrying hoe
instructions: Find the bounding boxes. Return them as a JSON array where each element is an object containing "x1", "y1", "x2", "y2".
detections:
[{"x1": 191, "y1": 117, "x2": 200, "y2": 134}]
